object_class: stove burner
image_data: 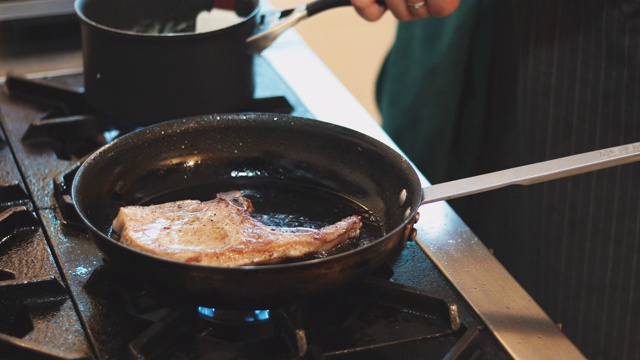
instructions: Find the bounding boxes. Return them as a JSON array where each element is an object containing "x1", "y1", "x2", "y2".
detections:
[
  {"x1": 197, "y1": 308, "x2": 279, "y2": 349},
  {"x1": 81, "y1": 262, "x2": 475, "y2": 360},
  {"x1": 199, "y1": 308, "x2": 272, "y2": 326}
]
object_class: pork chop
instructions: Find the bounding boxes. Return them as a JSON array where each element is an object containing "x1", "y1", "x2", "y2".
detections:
[{"x1": 112, "y1": 191, "x2": 362, "y2": 266}]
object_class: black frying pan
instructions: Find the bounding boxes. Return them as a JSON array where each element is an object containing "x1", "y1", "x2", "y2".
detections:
[
  {"x1": 71, "y1": 113, "x2": 640, "y2": 309},
  {"x1": 71, "y1": 113, "x2": 421, "y2": 308}
]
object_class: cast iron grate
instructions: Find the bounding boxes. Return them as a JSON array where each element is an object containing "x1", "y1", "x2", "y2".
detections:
[
  {"x1": 0, "y1": 131, "x2": 31, "y2": 210},
  {"x1": 5, "y1": 72, "x2": 295, "y2": 162},
  {"x1": 0, "y1": 202, "x2": 91, "y2": 359},
  {"x1": 0, "y1": 277, "x2": 86, "y2": 360},
  {"x1": 6, "y1": 72, "x2": 124, "y2": 161},
  {"x1": 80, "y1": 263, "x2": 487, "y2": 360},
  {"x1": 0, "y1": 205, "x2": 38, "y2": 246}
]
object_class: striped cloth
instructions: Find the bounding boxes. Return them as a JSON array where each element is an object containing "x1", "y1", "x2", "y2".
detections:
[{"x1": 456, "y1": 1, "x2": 640, "y2": 358}]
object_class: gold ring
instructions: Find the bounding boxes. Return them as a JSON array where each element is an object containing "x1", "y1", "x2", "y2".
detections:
[{"x1": 407, "y1": 1, "x2": 425, "y2": 9}]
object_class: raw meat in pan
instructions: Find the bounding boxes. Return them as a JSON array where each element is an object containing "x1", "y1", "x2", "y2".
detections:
[{"x1": 112, "y1": 191, "x2": 362, "y2": 267}]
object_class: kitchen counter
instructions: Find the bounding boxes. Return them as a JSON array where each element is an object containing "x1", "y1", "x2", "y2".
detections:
[{"x1": 0, "y1": 15, "x2": 584, "y2": 359}]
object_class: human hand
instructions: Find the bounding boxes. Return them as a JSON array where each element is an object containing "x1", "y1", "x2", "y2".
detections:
[{"x1": 351, "y1": 0, "x2": 459, "y2": 21}]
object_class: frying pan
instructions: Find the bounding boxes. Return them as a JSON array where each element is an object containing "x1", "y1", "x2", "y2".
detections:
[{"x1": 71, "y1": 113, "x2": 640, "y2": 309}]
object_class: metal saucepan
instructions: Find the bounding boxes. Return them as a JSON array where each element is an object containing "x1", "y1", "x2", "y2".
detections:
[
  {"x1": 74, "y1": 0, "x2": 368, "y2": 127},
  {"x1": 71, "y1": 113, "x2": 640, "y2": 309}
]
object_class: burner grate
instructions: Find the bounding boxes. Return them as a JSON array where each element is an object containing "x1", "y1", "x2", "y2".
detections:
[
  {"x1": 79, "y1": 263, "x2": 479, "y2": 360},
  {"x1": 0, "y1": 206, "x2": 92, "y2": 359},
  {"x1": 3, "y1": 72, "x2": 85, "y2": 117}
]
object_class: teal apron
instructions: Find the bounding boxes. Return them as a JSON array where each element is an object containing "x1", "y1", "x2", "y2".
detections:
[{"x1": 376, "y1": 0, "x2": 494, "y2": 185}]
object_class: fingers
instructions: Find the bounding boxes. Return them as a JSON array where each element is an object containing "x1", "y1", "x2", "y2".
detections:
[
  {"x1": 351, "y1": 0, "x2": 460, "y2": 22},
  {"x1": 426, "y1": 0, "x2": 460, "y2": 18},
  {"x1": 405, "y1": 0, "x2": 432, "y2": 20},
  {"x1": 382, "y1": 0, "x2": 427, "y2": 21},
  {"x1": 351, "y1": 0, "x2": 387, "y2": 21}
]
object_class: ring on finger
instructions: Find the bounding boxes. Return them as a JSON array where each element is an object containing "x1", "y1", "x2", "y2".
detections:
[{"x1": 407, "y1": 0, "x2": 425, "y2": 9}]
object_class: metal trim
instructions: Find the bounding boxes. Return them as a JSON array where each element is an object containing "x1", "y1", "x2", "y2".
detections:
[{"x1": 0, "y1": 0, "x2": 75, "y2": 22}]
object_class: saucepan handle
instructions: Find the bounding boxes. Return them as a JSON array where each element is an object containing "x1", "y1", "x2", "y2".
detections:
[
  {"x1": 246, "y1": 0, "x2": 386, "y2": 53},
  {"x1": 420, "y1": 142, "x2": 640, "y2": 205},
  {"x1": 306, "y1": 0, "x2": 385, "y2": 17}
]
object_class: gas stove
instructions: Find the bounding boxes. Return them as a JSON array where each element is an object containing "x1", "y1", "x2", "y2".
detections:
[
  {"x1": 0, "y1": 16, "x2": 584, "y2": 360},
  {"x1": 0, "y1": 58, "x2": 514, "y2": 359}
]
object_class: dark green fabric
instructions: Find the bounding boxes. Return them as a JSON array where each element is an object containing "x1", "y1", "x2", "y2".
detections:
[
  {"x1": 376, "y1": 2, "x2": 640, "y2": 359},
  {"x1": 376, "y1": 0, "x2": 494, "y2": 185}
]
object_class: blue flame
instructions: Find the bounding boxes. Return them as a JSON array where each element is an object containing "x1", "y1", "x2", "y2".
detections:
[
  {"x1": 198, "y1": 307, "x2": 215, "y2": 318},
  {"x1": 197, "y1": 307, "x2": 270, "y2": 321},
  {"x1": 253, "y1": 310, "x2": 270, "y2": 321}
]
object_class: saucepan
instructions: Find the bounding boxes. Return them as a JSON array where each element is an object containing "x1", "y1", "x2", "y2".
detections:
[
  {"x1": 71, "y1": 113, "x2": 640, "y2": 309},
  {"x1": 74, "y1": 0, "x2": 373, "y2": 127}
]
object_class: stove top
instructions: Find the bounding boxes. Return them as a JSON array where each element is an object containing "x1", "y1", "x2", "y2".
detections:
[
  {"x1": 0, "y1": 53, "x2": 512, "y2": 359},
  {"x1": 0, "y1": 11, "x2": 592, "y2": 358}
]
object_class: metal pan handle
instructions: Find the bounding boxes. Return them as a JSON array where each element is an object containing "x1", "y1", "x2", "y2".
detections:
[
  {"x1": 246, "y1": 0, "x2": 385, "y2": 53},
  {"x1": 306, "y1": 0, "x2": 385, "y2": 16},
  {"x1": 420, "y1": 142, "x2": 640, "y2": 205}
]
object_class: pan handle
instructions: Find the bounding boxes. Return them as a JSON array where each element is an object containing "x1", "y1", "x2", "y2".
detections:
[
  {"x1": 306, "y1": 0, "x2": 351, "y2": 16},
  {"x1": 306, "y1": 0, "x2": 384, "y2": 16},
  {"x1": 246, "y1": 0, "x2": 385, "y2": 53},
  {"x1": 420, "y1": 142, "x2": 640, "y2": 205}
]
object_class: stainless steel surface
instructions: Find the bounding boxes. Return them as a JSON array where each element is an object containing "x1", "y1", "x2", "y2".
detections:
[
  {"x1": 421, "y1": 141, "x2": 640, "y2": 205},
  {"x1": 0, "y1": 0, "x2": 74, "y2": 22},
  {"x1": 246, "y1": 6, "x2": 309, "y2": 54},
  {"x1": 414, "y1": 204, "x2": 586, "y2": 359}
]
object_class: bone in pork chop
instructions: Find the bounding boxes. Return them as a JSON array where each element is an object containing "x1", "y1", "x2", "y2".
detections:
[{"x1": 112, "y1": 191, "x2": 362, "y2": 267}]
